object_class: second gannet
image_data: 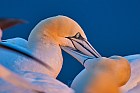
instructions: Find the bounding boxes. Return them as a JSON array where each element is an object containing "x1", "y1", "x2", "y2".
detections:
[{"x1": 62, "y1": 46, "x2": 130, "y2": 93}]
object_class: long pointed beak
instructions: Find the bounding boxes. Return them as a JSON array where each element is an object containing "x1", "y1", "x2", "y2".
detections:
[
  {"x1": 0, "y1": 42, "x2": 52, "y2": 70},
  {"x1": 66, "y1": 37, "x2": 101, "y2": 58},
  {"x1": 0, "y1": 18, "x2": 25, "y2": 30},
  {"x1": 62, "y1": 36, "x2": 101, "y2": 59}
]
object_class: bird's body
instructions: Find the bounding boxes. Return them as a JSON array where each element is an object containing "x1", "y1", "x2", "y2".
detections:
[
  {"x1": 0, "y1": 36, "x2": 63, "y2": 78},
  {"x1": 0, "y1": 41, "x2": 73, "y2": 93},
  {"x1": 0, "y1": 25, "x2": 67, "y2": 93},
  {"x1": 0, "y1": 38, "x2": 28, "y2": 70},
  {"x1": 0, "y1": 71, "x2": 74, "y2": 93}
]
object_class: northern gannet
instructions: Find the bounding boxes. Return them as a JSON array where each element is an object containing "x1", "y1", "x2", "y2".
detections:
[
  {"x1": 63, "y1": 45, "x2": 140, "y2": 93},
  {"x1": 0, "y1": 16, "x2": 101, "y2": 92},
  {"x1": 0, "y1": 15, "x2": 100, "y2": 78},
  {"x1": 62, "y1": 46, "x2": 131, "y2": 93}
]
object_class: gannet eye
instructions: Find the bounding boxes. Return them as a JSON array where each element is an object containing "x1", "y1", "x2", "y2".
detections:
[
  {"x1": 75, "y1": 32, "x2": 81, "y2": 39},
  {"x1": 74, "y1": 32, "x2": 84, "y2": 40}
]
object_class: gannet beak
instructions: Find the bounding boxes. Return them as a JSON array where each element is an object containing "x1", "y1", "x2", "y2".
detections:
[
  {"x1": 66, "y1": 32, "x2": 101, "y2": 58},
  {"x1": 0, "y1": 18, "x2": 25, "y2": 30},
  {"x1": 61, "y1": 32, "x2": 101, "y2": 63},
  {"x1": 0, "y1": 42, "x2": 52, "y2": 70}
]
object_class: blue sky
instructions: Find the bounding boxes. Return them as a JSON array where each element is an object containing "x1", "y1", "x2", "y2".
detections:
[{"x1": 0, "y1": 0, "x2": 140, "y2": 84}]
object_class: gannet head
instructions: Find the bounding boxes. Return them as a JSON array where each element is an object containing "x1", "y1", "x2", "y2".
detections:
[{"x1": 29, "y1": 15, "x2": 101, "y2": 58}]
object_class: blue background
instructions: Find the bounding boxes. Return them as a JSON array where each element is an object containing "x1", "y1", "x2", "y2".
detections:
[{"x1": 0, "y1": 0, "x2": 140, "y2": 85}]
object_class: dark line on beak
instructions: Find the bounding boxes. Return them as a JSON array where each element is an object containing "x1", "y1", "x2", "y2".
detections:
[
  {"x1": 66, "y1": 37, "x2": 99, "y2": 58},
  {"x1": 69, "y1": 38, "x2": 78, "y2": 50},
  {"x1": 72, "y1": 39, "x2": 99, "y2": 58},
  {"x1": 66, "y1": 37, "x2": 80, "y2": 51},
  {"x1": 0, "y1": 42, "x2": 52, "y2": 70},
  {"x1": 84, "y1": 40, "x2": 101, "y2": 58}
]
